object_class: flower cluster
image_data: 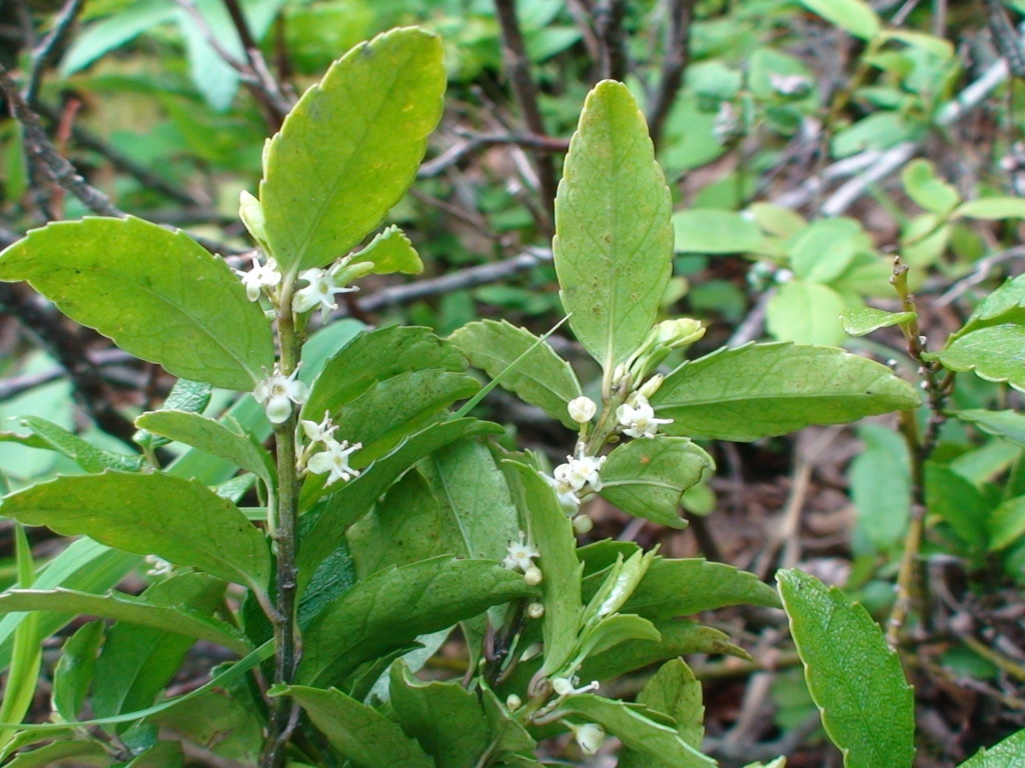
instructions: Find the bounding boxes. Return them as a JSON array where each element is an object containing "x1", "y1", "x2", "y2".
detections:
[
  {"x1": 616, "y1": 393, "x2": 673, "y2": 439},
  {"x1": 235, "y1": 255, "x2": 281, "y2": 302},
  {"x1": 292, "y1": 267, "x2": 356, "y2": 321},
  {"x1": 254, "y1": 366, "x2": 308, "y2": 425},
  {"x1": 301, "y1": 413, "x2": 361, "y2": 487},
  {"x1": 546, "y1": 452, "x2": 605, "y2": 510},
  {"x1": 503, "y1": 531, "x2": 542, "y2": 585}
]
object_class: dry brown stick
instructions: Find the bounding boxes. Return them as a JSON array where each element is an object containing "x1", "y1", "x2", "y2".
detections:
[
  {"x1": 25, "y1": 0, "x2": 85, "y2": 106},
  {"x1": 419, "y1": 131, "x2": 569, "y2": 178},
  {"x1": 493, "y1": 0, "x2": 558, "y2": 225},
  {"x1": 646, "y1": 0, "x2": 696, "y2": 150},
  {"x1": 594, "y1": 0, "x2": 629, "y2": 81}
]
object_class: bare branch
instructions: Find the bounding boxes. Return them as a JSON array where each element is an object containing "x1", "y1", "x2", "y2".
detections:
[
  {"x1": 646, "y1": 0, "x2": 696, "y2": 150},
  {"x1": 419, "y1": 131, "x2": 569, "y2": 178},
  {"x1": 25, "y1": 0, "x2": 85, "y2": 106},
  {"x1": 594, "y1": 0, "x2": 629, "y2": 81}
]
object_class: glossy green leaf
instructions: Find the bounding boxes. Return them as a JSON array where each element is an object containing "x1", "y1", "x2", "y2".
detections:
[
  {"x1": 126, "y1": 741, "x2": 184, "y2": 768},
  {"x1": 92, "y1": 573, "x2": 227, "y2": 725},
  {"x1": 52, "y1": 620, "x2": 103, "y2": 722},
  {"x1": 622, "y1": 558, "x2": 781, "y2": 619},
  {"x1": 619, "y1": 659, "x2": 704, "y2": 767},
  {"x1": 777, "y1": 568, "x2": 915, "y2": 768},
  {"x1": 553, "y1": 694, "x2": 714, "y2": 768},
  {"x1": 849, "y1": 425, "x2": 911, "y2": 552},
  {"x1": 554, "y1": 80, "x2": 673, "y2": 372},
  {"x1": 299, "y1": 557, "x2": 534, "y2": 687},
  {"x1": 21, "y1": 417, "x2": 145, "y2": 473},
  {"x1": 61, "y1": 0, "x2": 177, "y2": 74},
  {"x1": 303, "y1": 326, "x2": 466, "y2": 421},
  {"x1": 599, "y1": 437, "x2": 713, "y2": 527},
  {"x1": 766, "y1": 281, "x2": 846, "y2": 346},
  {"x1": 505, "y1": 461, "x2": 583, "y2": 677},
  {"x1": 957, "y1": 410, "x2": 1025, "y2": 447},
  {"x1": 276, "y1": 685, "x2": 432, "y2": 768},
  {"x1": 789, "y1": 219, "x2": 871, "y2": 284},
  {"x1": 925, "y1": 325, "x2": 1025, "y2": 391},
  {"x1": 578, "y1": 620, "x2": 749, "y2": 682},
  {"x1": 148, "y1": 686, "x2": 263, "y2": 766},
  {"x1": 955, "y1": 198, "x2": 1025, "y2": 221},
  {"x1": 4, "y1": 740, "x2": 112, "y2": 767},
  {"x1": 479, "y1": 683, "x2": 537, "y2": 760},
  {"x1": 0, "y1": 472, "x2": 270, "y2": 591},
  {"x1": 260, "y1": 28, "x2": 445, "y2": 273},
  {"x1": 902, "y1": 159, "x2": 960, "y2": 214},
  {"x1": 0, "y1": 217, "x2": 273, "y2": 390},
  {"x1": 0, "y1": 588, "x2": 249, "y2": 654},
  {"x1": 390, "y1": 662, "x2": 490, "y2": 768},
  {"x1": 135, "y1": 411, "x2": 273, "y2": 484},
  {"x1": 988, "y1": 497, "x2": 1025, "y2": 551},
  {"x1": 958, "y1": 728, "x2": 1025, "y2": 768},
  {"x1": 672, "y1": 209, "x2": 767, "y2": 255},
  {"x1": 297, "y1": 418, "x2": 503, "y2": 593},
  {"x1": 449, "y1": 319, "x2": 583, "y2": 428},
  {"x1": 352, "y1": 225, "x2": 423, "y2": 275},
  {"x1": 799, "y1": 0, "x2": 880, "y2": 40},
  {"x1": 650, "y1": 343, "x2": 920, "y2": 441},
  {"x1": 839, "y1": 307, "x2": 917, "y2": 337},
  {"x1": 925, "y1": 463, "x2": 989, "y2": 550},
  {"x1": 0, "y1": 527, "x2": 40, "y2": 752},
  {"x1": 954, "y1": 274, "x2": 1025, "y2": 340}
]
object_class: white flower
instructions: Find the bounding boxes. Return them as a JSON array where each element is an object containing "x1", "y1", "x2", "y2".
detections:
[
  {"x1": 554, "y1": 454, "x2": 606, "y2": 493},
  {"x1": 234, "y1": 256, "x2": 281, "y2": 301},
  {"x1": 254, "y1": 366, "x2": 308, "y2": 424},
  {"x1": 552, "y1": 677, "x2": 599, "y2": 697},
  {"x1": 616, "y1": 394, "x2": 672, "y2": 439},
  {"x1": 292, "y1": 268, "x2": 357, "y2": 320},
  {"x1": 503, "y1": 531, "x2": 539, "y2": 572},
  {"x1": 770, "y1": 73, "x2": 812, "y2": 97},
  {"x1": 307, "y1": 438, "x2": 362, "y2": 486},
  {"x1": 144, "y1": 554, "x2": 174, "y2": 577},
  {"x1": 301, "y1": 412, "x2": 337, "y2": 444},
  {"x1": 543, "y1": 473, "x2": 581, "y2": 511},
  {"x1": 567, "y1": 396, "x2": 597, "y2": 424},
  {"x1": 570, "y1": 722, "x2": 605, "y2": 756}
]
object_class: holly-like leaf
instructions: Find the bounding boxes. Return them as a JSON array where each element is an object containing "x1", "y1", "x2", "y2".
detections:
[
  {"x1": 0, "y1": 472, "x2": 270, "y2": 591},
  {"x1": 0, "y1": 588, "x2": 249, "y2": 654},
  {"x1": 135, "y1": 411, "x2": 274, "y2": 484},
  {"x1": 958, "y1": 728, "x2": 1025, "y2": 768},
  {"x1": 777, "y1": 568, "x2": 915, "y2": 768},
  {"x1": 839, "y1": 307, "x2": 917, "y2": 337},
  {"x1": 351, "y1": 225, "x2": 424, "y2": 275},
  {"x1": 650, "y1": 343, "x2": 920, "y2": 441},
  {"x1": 599, "y1": 437, "x2": 713, "y2": 527},
  {"x1": 260, "y1": 28, "x2": 445, "y2": 273},
  {"x1": 554, "y1": 80, "x2": 673, "y2": 373},
  {"x1": 298, "y1": 557, "x2": 534, "y2": 687},
  {"x1": 957, "y1": 409, "x2": 1025, "y2": 447},
  {"x1": 21, "y1": 417, "x2": 145, "y2": 473},
  {"x1": 273, "y1": 685, "x2": 433, "y2": 768},
  {"x1": 449, "y1": 320, "x2": 583, "y2": 428},
  {"x1": 925, "y1": 325, "x2": 1025, "y2": 391},
  {"x1": 0, "y1": 217, "x2": 273, "y2": 390},
  {"x1": 954, "y1": 274, "x2": 1025, "y2": 340},
  {"x1": 619, "y1": 659, "x2": 704, "y2": 767}
]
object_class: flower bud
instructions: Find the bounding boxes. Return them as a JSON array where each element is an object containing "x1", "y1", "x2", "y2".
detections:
[
  {"x1": 572, "y1": 514, "x2": 594, "y2": 535},
  {"x1": 656, "y1": 318, "x2": 705, "y2": 349},
  {"x1": 567, "y1": 396, "x2": 597, "y2": 423},
  {"x1": 526, "y1": 602, "x2": 545, "y2": 619},
  {"x1": 637, "y1": 373, "x2": 665, "y2": 400},
  {"x1": 572, "y1": 723, "x2": 605, "y2": 756},
  {"x1": 505, "y1": 694, "x2": 522, "y2": 711},
  {"x1": 524, "y1": 566, "x2": 543, "y2": 586},
  {"x1": 552, "y1": 678, "x2": 575, "y2": 696}
]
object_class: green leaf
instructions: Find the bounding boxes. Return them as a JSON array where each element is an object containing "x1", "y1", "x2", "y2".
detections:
[
  {"x1": 52, "y1": 620, "x2": 103, "y2": 722},
  {"x1": 148, "y1": 686, "x2": 263, "y2": 766},
  {"x1": 958, "y1": 728, "x2": 1025, "y2": 768},
  {"x1": 274, "y1": 684, "x2": 433, "y2": 768},
  {"x1": 504, "y1": 462, "x2": 583, "y2": 677},
  {"x1": 0, "y1": 217, "x2": 273, "y2": 390},
  {"x1": 61, "y1": 0, "x2": 177, "y2": 74},
  {"x1": 260, "y1": 28, "x2": 445, "y2": 273},
  {"x1": 3, "y1": 740, "x2": 112, "y2": 768},
  {"x1": 449, "y1": 320, "x2": 583, "y2": 428},
  {"x1": 925, "y1": 463, "x2": 990, "y2": 550},
  {"x1": 849, "y1": 425, "x2": 910, "y2": 552},
  {"x1": 298, "y1": 557, "x2": 534, "y2": 687},
  {"x1": 599, "y1": 437, "x2": 713, "y2": 527},
  {"x1": 389, "y1": 662, "x2": 490, "y2": 767},
  {"x1": 135, "y1": 411, "x2": 273, "y2": 484},
  {"x1": 671, "y1": 210, "x2": 767, "y2": 255},
  {"x1": 297, "y1": 418, "x2": 503, "y2": 594},
  {"x1": 303, "y1": 325, "x2": 467, "y2": 422},
  {"x1": 351, "y1": 225, "x2": 424, "y2": 275},
  {"x1": 789, "y1": 219, "x2": 871, "y2": 284},
  {"x1": 957, "y1": 410, "x2": 1025, "y2": 447},
  {"x1": 650, "y1": 343, "x2": 921, "y2": 441},
  {"x1": 126, "y1": 741, "x2": 184, "y2": 768},
  {"x1": 622, "y1": 558, "x2": 782, "y2": 619},
  {"x1": 554, "y1": 80, "x2": 673, "y2": 373},
  {"x1": 766, "y1": 281, "x2": 847, "y2": 346},
  {"x1": 926, "y1": 325, "x2": 1025, "y2": 391},
  {"x1": 840, "y1": 307, "x2": 917, "y2": 337},
  {"x1": 20, "y1": 416, "x2": 145, "y2": 473},
  {"x1": 954, "y1": 274, "x2": 1025, "y2": 340},
  {"x1": 553, "y1": 694, "x2": 714, "y2": 767},
  {"x1": 0, "y1": 472, "x2": 270, "y2": 591},
  {"x1": 799, "y1": 0, "x2": 880, "y2": 40},
  {"x1": 988, "y1": 497, "x2": 1025, "y2": 551},
  {"x1": 0, "y1": 588, "x2": 249, "y2": 654},
  {"x1": 777, "y1": 568, "x2": 915, "y2": 768},
  {"x1": 0, "y1": 527, "x2": 41, "y2": 751},
  {"x1": 479, "y1": 683, "x2": 537, "y2": 760},
  {"x1": 902, "y1": 159, "x2": 960, "y2": 214},
  {"x1": 619, "y1": 659, "x2": 704, "y2": 767},
  {"x1": 954, "y1": 198, "x2": 1025, "y2": 221}
]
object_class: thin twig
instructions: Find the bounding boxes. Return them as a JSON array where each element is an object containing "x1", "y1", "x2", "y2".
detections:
[
  {"x1": 25, "y1": 0, "x2": 85, "y2": 106},
  {"x1": 493, "y1": 0, "x2": 558, "y2": 224},
  {"x1": 0, "y1": 349, "x2": 138, "y2": 402},
  {"x1": 646, "y1": 0, "x2": 696, "y2": 150},
  {"x1": 419, "y1": 131, "x2": 569, "y2": 178},
  {"x1": 594, "y1": 0, "x2": 629, "y2": 81}
]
